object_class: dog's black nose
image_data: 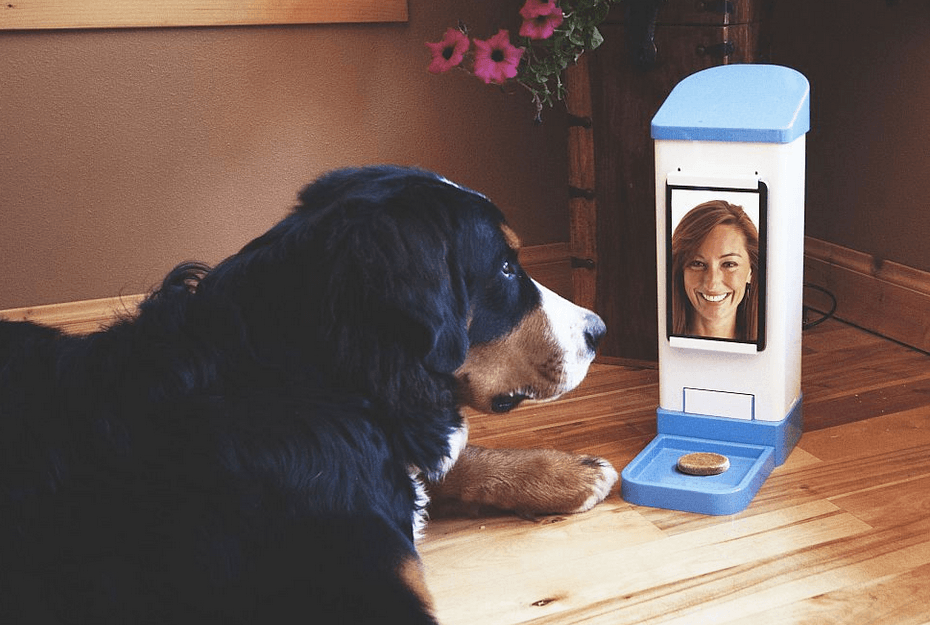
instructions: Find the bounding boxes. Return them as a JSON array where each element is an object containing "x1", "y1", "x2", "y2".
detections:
[
  {"x1": 584, "y1": 314, "x2": 607, "y2": 352},
  {"x1": 491, "y1": 393, "x2": 529, "y2": 413}
]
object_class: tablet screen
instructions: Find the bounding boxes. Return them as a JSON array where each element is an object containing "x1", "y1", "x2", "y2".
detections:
[{"x1": 666, "y1": 179, "x2": 767, "y2": 353}]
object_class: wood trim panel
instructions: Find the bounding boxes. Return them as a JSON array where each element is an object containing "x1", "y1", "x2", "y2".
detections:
[
  {"x1": 521, "y1": 242, "x2": 572, "y2": 300},
  {"x1": 518, "y1": 241, "x2": 569, "y2": 267},
  {"x1": 0, "y1": 244, "x2": 575, "y2": 333},
  {"x1": 804, "y1": 236, "x2": 930, "y2": 353},
  {"x1": 0, "y1": 294, "x2": 145, "y2": 334},
  {"x1": 0, "y1": 0, "x2": 408, "y2": 30}
]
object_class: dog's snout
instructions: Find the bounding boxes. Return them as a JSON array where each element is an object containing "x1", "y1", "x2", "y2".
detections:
[{"x1": 583, "y1": 314, "x2": 607, "y2": 353}]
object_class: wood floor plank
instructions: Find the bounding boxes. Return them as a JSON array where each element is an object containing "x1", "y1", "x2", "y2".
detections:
[
  {"x1": 752, "y1": 561, "x2": 930, "y2": 625},
  {"x1": 801, "y1": 320, "x2": 888, "y2": 352},
  {"x1": 518, "y1": 516, "x2": 930, "y2": 625},
  {"x1": 800, "y1": 320, "x2": 929, "y2": 431},
  {"x1": 422, "y1": 502, "x2": 664, "y2": 575},
  {"x1": 829, "y1": 472, "x2": 930, "y2": 530},
  {"x1": 803, "y1": 378, "x2": 930, "y2": 432},
  {"x1": 803, "y1": 365, "x2": 930, "y2": 409},
  {"x1": 785, "y1": 444, "x2": 930, "y2": 502},
  {"x1": 422, "y1": 502, "x2": 871, "y2": 625},
  {"x1": 799, "y1": 406, "x2": 930, "y2": 462},
  {"x1": 688, "y1": 521, "x2": 930, "y2": 625}
]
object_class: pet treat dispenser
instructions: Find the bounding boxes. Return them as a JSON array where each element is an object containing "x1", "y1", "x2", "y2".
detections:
[{"x1": 621, "y1": 65, "x2": 810, "y2": 515}]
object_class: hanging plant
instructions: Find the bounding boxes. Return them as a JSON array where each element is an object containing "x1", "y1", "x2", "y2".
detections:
[{"x1": 426, "y1": 0, "x2": 620, "y2": 122}]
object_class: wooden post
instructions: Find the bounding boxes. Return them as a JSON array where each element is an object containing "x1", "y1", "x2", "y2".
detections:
[{"x1": 565, "y1": 54, "x2": 598, "y2": 312}]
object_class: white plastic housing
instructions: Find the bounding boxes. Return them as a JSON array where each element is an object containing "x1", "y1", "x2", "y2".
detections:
[{"x1": 655, "y1": 136, "x2": 806, "y2": 422}]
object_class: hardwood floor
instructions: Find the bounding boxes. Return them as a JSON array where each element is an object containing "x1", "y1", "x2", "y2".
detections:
[{"x1": 419, "y1": 319, "x2": 930, "y2": 624}]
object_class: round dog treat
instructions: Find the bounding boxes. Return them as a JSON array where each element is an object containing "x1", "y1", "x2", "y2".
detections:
[{"x1": 677, "y1": 452, "x2": 730, "y2": 476}]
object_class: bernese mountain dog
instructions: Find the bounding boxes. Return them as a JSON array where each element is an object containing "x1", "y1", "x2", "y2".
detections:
[{"x1": 0, "y1": 166, "x2": 616, "y2": 624}]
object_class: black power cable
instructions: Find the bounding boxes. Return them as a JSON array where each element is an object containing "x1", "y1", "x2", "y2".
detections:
[{"x1": 802, "y1": 283, "x2": 837, "y2": 330}]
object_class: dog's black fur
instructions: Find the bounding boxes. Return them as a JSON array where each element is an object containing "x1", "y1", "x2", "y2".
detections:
[{"x1": 0, "y1": 166, "x2": 548, "y2": 624}]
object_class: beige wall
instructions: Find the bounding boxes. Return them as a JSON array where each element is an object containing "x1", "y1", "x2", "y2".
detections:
[
  {"x1": 0, "y1": 1, "x2": 569, "y2": 308},
  {"x1": 771, "y1": 0, "x2": 930, "y2": 273}
]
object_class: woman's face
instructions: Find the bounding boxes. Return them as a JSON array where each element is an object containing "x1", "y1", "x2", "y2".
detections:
[{"x1": 682, "y1": 224, "x2": 752, "y2": 338}]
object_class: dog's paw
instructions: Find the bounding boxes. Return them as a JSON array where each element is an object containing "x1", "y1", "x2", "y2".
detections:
[
  {"x1": 429, "y1": 445, "x2": 618, "y2": 517},
  {"x1": 569, "y1": 455, "x2": 619, "y2": 513}
]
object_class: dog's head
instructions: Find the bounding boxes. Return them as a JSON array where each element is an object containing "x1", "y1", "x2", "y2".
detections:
[
  {"x1": 446, "y1": 216, "x2": 606, "y2": 414},
  {"x1": 455, "y1": 267, "x2": 606, "y2": 414},
  {"x1": 208, "y1": 166, "x2": 604, "y2": 414},
  {"x1": 298, "y1": 166, "x2": 605, "y2": 413}
]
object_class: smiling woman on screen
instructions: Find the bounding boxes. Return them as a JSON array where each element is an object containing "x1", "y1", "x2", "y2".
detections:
[{"x1": 671, "y1": 200, "x2": 759, "y2": 341}]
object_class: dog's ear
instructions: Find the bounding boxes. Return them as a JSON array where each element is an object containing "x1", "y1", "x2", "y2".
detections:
[
  {"x1": 393, "y1": 252, "x2": 470, "y2": 374},
  {"x1": 325, "y1": 208, "x2": 470, "y2": 376}
]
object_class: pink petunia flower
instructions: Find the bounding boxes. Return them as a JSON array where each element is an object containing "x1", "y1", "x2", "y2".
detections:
[
  {"x1": 519, "y1": 1, "x2": 564, "y2": 40},
  {"x1": 519, "y1": 0, "x2": 558, "y2": 19},
  {"x1": 472, "y1": 30, "x2": 524, "y2": 85},
  {"x1": 425, "y1": 27, "x2": 471, "y2": 74}
]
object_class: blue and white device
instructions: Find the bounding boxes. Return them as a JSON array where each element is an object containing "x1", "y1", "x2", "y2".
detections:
[{"x1": 621, "y1": 65, "x2": 811, "y2": 515}]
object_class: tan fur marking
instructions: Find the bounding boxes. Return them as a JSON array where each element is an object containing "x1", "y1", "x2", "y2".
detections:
[
  {"x1": 455, "y1": 305, "x2": 564, "y2": 412},
  {"x1": 500, "y1": 223, "x2": 522, "y2": 251},
  {"x1": 397, "y1": 553, "x2": 435, "y2": 616}
]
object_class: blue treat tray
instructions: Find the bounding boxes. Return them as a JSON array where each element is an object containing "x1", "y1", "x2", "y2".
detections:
[{"x1": 621, "y1": 435, "x2": 775, "y2": 516}]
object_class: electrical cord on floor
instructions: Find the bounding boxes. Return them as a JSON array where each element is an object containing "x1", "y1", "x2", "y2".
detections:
[{"x1": 802, "y1": 283, "x2": 837, "y2": 330}]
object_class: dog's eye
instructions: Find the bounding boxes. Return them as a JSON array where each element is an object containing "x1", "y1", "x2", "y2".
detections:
[{"x1": 501, "y1": 260, "x2": 518, "y2": 278}]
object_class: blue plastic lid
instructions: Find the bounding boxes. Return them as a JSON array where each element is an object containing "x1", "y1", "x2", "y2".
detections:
[{"x1": 652, "y1": 65, "x2": 810, "y2": 143}]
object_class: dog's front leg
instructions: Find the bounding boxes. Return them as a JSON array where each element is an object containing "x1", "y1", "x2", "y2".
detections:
[{"x1": 427, "y1": 444, "x2": 617, "y2": 518}]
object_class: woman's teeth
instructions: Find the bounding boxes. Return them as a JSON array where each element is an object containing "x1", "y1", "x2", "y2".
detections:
[{"x1": 701, "y1": 292, "x2": 729, "y2": 303}]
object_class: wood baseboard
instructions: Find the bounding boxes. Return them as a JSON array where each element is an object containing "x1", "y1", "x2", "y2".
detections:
[
  {"x1": 0, "y1": 244, "x2": 576, "y2": 334},
  {"x1": 804, "y1": 237, "x2": 930, "y2": 353},
  {"x1": 520, "y1": 242, "x2": 573, "y2": 299},
  {"x1": 0, "y1": 294, "x2": 146, "y2": 335}
]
